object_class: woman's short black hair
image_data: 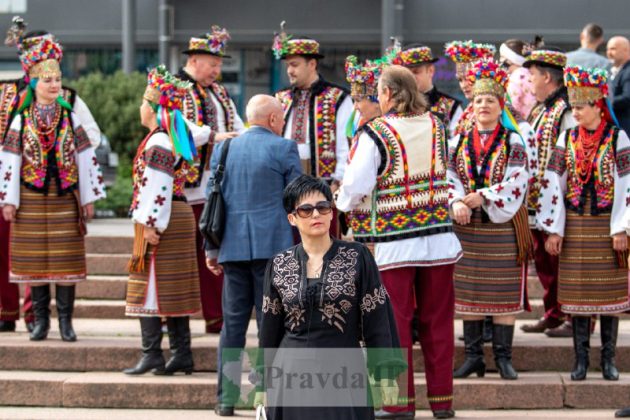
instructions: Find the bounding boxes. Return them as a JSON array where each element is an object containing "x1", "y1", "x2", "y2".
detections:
[{"x1": 283, "y1": 174, "x2": 333, "y2": 214}]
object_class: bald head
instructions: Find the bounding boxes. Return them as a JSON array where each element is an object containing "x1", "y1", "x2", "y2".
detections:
[
  {"x1": 607, "y1": 36, "x2": 630, "y2": 67},
  {"x1": 246, "y1": 94, "x2": 285, "y2": 135}
]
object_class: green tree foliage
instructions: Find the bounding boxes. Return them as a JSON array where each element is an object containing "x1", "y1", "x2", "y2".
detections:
[{"x1": 69, "y1": 70, "x2": 148, "y2": 158}]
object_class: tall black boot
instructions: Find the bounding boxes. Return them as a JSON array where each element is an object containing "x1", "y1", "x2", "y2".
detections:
[
  {"x1": 570, "y1": 316, "x2": 591, "y2": 381},
  {"x1": 483, "y1": 316, "x2": 493, "y2": 342},
  {"x1": 492, "y1": 324, "x2": 518, "y2": 380},
  {"x1": 123, "y1": 317, "x2": 165, "y2": 375},
  {"x1": 30, "y1": 285, "x2": 51, "y2": 341},
  {"x1": 600, "y1": 316, "x2": 619, "y2": 380},
  {"x1": 453, "y1": 320, "x2": 485, "y2": 378},
  {"x1": 155, "y1": 316, "x2": 194, "y2": 375},
  {"x1": 56, "y1": 285, "x2": 77, "y2": 342}
]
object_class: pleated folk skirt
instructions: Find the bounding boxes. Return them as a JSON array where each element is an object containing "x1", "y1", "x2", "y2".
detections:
[
  {"x1": 126, "y1": 200, "x2": 200, "y2": 317},
  {"x1": 10, "y1": 184, "x2": 86, "y2": 283},
  {"x1": 453, "y1": 210, "x2": 526, "y2": 315}
]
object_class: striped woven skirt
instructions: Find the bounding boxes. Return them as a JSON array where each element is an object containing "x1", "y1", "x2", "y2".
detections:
[
  {"x1": 558, "y1": 201, "x2": 630, "y2": 315},
  {"x1": 453, "y1": 210, "x2": 527, "y2": 315},
  {"x1": 10, "y1": 184, "x2": 86, "y2": 283},
  {"x1": 126, "y1": 200, "x2": 200, "y2": 317}
]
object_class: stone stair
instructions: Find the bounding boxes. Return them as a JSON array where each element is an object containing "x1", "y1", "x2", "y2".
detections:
[{"x1": 2, "y1": 218, "x2": 630, "y2": 415}]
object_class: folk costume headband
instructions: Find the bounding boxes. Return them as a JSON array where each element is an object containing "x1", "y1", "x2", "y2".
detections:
[
  {"x1": 444, "y1": 40, "x2": 496, "y2": 77},
  {"x1": 5, "y1": 16, "x2": 63, "y2": 82},
  {"x1": 272, "y1": 21, "x2": 324, "y2": 60},
  {"x1": 499, "y1": 43, "x2": 525, "y2": 66},
  {"x1": 145, "y1": 65, "x2": 197, "y2": 163},
  {"x1": 183, "y1": 25, "x2": 231, "y2": 58},
  {"x1": 563, "y1": 65, "x2": 619, "y2": 126}
]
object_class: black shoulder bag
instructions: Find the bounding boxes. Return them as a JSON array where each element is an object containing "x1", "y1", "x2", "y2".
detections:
[{"x1": 199, "y1": 138, "x2": 232, "y2": 249}]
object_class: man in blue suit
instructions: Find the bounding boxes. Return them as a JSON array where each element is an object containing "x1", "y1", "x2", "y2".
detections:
[
  {"x1": 206, "y1": 94, "x2": 302, "y2": 416},
  {"x1": 608, "y1": 36, "x2": 630, "y2": 137}
]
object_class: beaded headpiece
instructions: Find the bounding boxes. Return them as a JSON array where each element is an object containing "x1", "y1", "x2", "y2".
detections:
[
  {"x1": 183, "y1": 25, "x2": 231, "y2": 58},
  {"x1": 564, "y1": 65, "x2": 608, "y2": 106},
  {"x1": 144, "y1": 65, "x2": 191, "y2": 111},
  {"x1": 523, "y1": 48, "x2": 566, "y2": 70},
  {"x1": 5, "y1": 16, "x2": 62, "y2": 81},
  {"x1": 272, "y1": 21, "x2": 324, "y2": 60},
  {"x1": 468, "y1": 60, "x2": 509, "y2": 99},
  {"x1": 393, "y1": 45, "x2": 439, "y2": 67},
  {"x1": 444, "y1": 40, "x2": 496, "y2": 77},
  {"x1": 345, "y1": 45, "x2": 399, "y2": 98}
]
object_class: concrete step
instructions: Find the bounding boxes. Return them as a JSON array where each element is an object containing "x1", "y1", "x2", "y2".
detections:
[
  {"x1": 1, "y1": 371, "x2": 629, "y2": 410},
  {"x1": 86, "y1": 254, "x2": 129, "y2": 276},
  {"x1": 19, "y1": 276, "x2": 127, "y2": 300},
  {"x1": 3, "y1": 319, "x2": 630, "y2": 373},
  {"x1": 0, "y1": 407, "x2": 619, "y2": 420}
]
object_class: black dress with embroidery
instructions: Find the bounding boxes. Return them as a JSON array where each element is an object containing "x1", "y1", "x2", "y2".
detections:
[{"x1": 259, "y1": 239, "x2": 404, "y2": 420}]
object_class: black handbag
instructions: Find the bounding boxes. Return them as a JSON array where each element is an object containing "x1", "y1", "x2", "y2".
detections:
[{"x1": 199, "y1": 138, "x2": 232, "y2": 249}]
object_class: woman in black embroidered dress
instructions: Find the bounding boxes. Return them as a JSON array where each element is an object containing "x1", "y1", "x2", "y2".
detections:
[{"x1": 254, "y1": 175, "x2": 404, "y2": 420}]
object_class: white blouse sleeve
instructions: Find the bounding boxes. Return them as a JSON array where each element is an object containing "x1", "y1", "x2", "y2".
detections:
[
  {"x1": 536, "y1": 131, "x2": 568, "y2": 236},
  {"x1": 231, "y1": 99, "x2": 246, "y2": 134},
  {"x1": 73, "y1": 112, "x2": 106, "y2": 205},
  {"x1": 333, "y1": 95, "x2": 353, "y2": 181},
  {"x1": 131, "y1": 132, "x2": 176, "y2": 232},
  {"x1": 478, "y1": 132, "x2": 529, "y2": 223},
  {"x1": 184, "y1": 118, "x2": 213, "y2": 148},
  {"x1": 611, "y1": 130, "x2": 630, "y2": 235},
  {"x1": 72, "y1": 95, "x2": 102, "y2": 148},
  {"x1": 0, "y1": 115, "x2": 23, "y2": 208},
  {"x1": 448, "y1": 105, "x2": 463, "y2": 138},
  {"x1": 336, "y1": 131, "x2": 379, "y2": 212}
]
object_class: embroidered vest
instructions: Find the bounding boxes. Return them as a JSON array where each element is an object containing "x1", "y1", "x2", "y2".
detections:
[
  {"x1": 453, "y1": 102, "x2": 475, "y2": 137},
  {"x1": 527, "y1": 95, "x2": 570, "y2": 213},
  {"x1": 277, "y1": 82, "x2": 347, "y2": 180},
  {"x1": 346, "y1": 112, "x2": 453, "y2": 242},
  {"x1": 130, "y1": 129, "x2": 196, "y2": 213},
  {"x1": 451, "y1": 126, "x2": 513, "y2": 194},
  {"x1": 180, "y1": 75, "x2": 235, "y2": 188},
  {"x1": 555, "y1": 125, "x2": 619, "y2": 215},
  {"x1": 7, "y1": 105, "x2": 88, "y2": 195}
]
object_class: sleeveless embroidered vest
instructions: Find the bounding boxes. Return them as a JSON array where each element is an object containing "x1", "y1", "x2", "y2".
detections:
[
  {"x1": 347, "y1": 112, "x2": 453, "y2": 242},
  {"x1": 277, "y1": 81, "x2": 348, "y2": 180}
]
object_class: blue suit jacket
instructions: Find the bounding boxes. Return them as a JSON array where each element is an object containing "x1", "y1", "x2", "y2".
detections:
[
  {"x1": 611, "y1": 61, "x2": 630, "y2": 136},
  {"x1": 208, "y1": 126, "x2": 302, "y2": 263}
]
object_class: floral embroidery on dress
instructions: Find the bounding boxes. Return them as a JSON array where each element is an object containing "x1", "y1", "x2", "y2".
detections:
[
  {"x1": 319, "y1": 302, "x2": 347, "y2": 333},
  {"x1": 262, "y1": 296, "x2": 282, "y2": 315},
  {"x1": 360, "y1": 285, "x2": 388, "y2": 314},
  {"x1": 325, "y1": 246, "x2": 358, "y2": 301},
  {"x1": 272, "y1": 252, "x2": 301, "y2": 301},
  {"x1": 287, "y1": 304, "x2": 306, "y2": 331}
]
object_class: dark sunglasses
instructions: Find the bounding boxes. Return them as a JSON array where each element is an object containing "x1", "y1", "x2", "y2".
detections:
[{"x1": 293, "y1": 201, "x2": 333, "y2": 218}]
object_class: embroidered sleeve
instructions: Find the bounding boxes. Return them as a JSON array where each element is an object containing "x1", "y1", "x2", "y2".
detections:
[
  {"x1": 611, "y1": 130, "x2": 630, "y2": 235},
  {"x1": 447, "y1": 135, "x2": 466, "y2": 204},
  {"x1": 333, "y1": 94, "x2": 353, "y2": 181},
  {"x1": 535, "y1": 132, "x2": 568, "y2": 236},
  {"x1": 260, "y1": 257, "x2": 287, "y2": 349},
  {"x1": 479, "y1": 133, "x2": 529, "y2": 223},
  {"x1": 74, "y1": 116, "x2": 106, "y2": 205},
  {"x1": 72, "y1": 95, "x2": 102, "y2": 148},
  {"x1": 0, "y1": 115, "x2": 22, "y2": 207},
  {"x1": 131, "y1": 134, "x2": 174, "y2": 232},
  {"x1": 336, "y1": 131, "x2": 379, "y2": 212}
]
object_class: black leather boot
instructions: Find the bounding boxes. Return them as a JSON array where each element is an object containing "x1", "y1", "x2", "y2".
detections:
[
  {"x1": 154, "y1": 316, "x2": 193, "y2": 375},
  {"x1": 0, "y1": 321, "x2": 16, "y2": 332},
  {"x1": 492, "y1": 324, "x2": 518, "y2": 380},
  {"x1": 123, "y1": 317, "x2": 165, "y2": 375},
  {"x1": 483, "y1": 316, "x2": 493, "y2": 342},
  {"x1": 453, "y1": 320, "x2": 485, "y2": 378},
  {"x1": 29, "y1": 285, "x2": 51, "y2": 341},
  {"x1": 570, "y1": 316, "x2": 591, "y2": 381},
  {"x1": 56, "y1": 285, "x2": 77, "y2": 342},
  {"x1": 600, "y1": 315, "x2": 619, "y2": 380}
]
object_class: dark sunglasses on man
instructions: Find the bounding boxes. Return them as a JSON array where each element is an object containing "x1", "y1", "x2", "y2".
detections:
[{"x1": 292, "y1": 201, "x2": 333, "y2": 218}]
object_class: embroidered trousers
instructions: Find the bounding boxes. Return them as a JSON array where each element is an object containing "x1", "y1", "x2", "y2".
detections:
[{"x1": 380, "y1": 264, "x2": 455, "y2": 413}]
